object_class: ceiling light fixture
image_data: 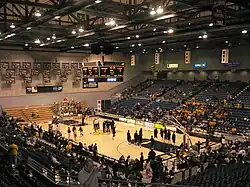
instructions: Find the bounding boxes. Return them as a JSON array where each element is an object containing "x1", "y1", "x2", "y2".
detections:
[
  {"x1": 225, "y1": 40, "x2": 229, "y2": 43},
  {"x1": 242, "y1": 30, "x2": 248, "y2": 34},
  {"x1": 131, "y1": 44, "x2": 135, "y2": 47},
  {"x1": 167, "y1": 28, "x2": 174, "y2": 34},
  {"x1": 203, "y1": 34, "x2": 208, "y2": 39},
  {"x1": 162, "y1": 40, "x2": 166, "y2": 43},
  {"x1": 171, "y1": 48, "x2": 174, "y2": 51},
  {"x1": 153, "y1": 28, "x2": 157, "y2": 31},
  {"x1": 25, "y1": 43, "x2": 28, "y2": 47},
  {"x1": 198, "y1": 35, "x2": 202, "y2": 39},
  {"x1": 40, "y1": 43, "x2": 45, "y2": 47},
  {"x1": 138, "y1": 43, "x2": 142, "y2": 46},
  {"x1": 156, "y1": 6, "x2": 164, "y2": 14},
  {"x1": 79, "y1": 27, "x2": 84, "y2": 33},
  {"x1": 83, "y1": 43, "x2": 89, "y2": 47},
  {"x1": 127, "y1": 36, "x2": 131, "y2": 39},
  {"x1": 34, "y1": 10, "x2": 41, "y2": 17},
  {"x1": 154, "y1": 14, "x2": 175, "y2": 21},
  {"x1": 72, "y1": 29, "x2": 76, "y2": 34},
  {"x1": 135, "y1": 35, "x2": 139, "y2": 38},
  {"x1": 130, "y1": 50, "x2": 133, "y2": 53},
  {"x1": 196, "y1": 45, "x2": 199, "y2": 49},
  {"x1": 34, "y1": 39, "x2": 41, "y2": 44},
  {"x1": 95, "y1": 0, "x2": 102, "y2": 3},
  {"x1": 47, "y1": 37, "x2": 51, "y2": 41},
  {"x1": 115, "y1": 46, "x2": 119, "y2": 49},
  {"x1": 54, "y1": 16, "x2": 60, "y2": 19},
  {"x1": 52, "y1": 34, "x2": 56, "y2": 40},
  {"x1": 71, "y1": 46, "x2": 75, "y2": 49},
  {"x1": 4, "y1": 33, "x2": 15, "y2": 39},
  {"x1": 26, "y1": 27, "x2": 32, "y2": 30},
  {"x1": 110, "y1": 19, "x2": 116, "y2": 26},
  {"x1": 209, "y1": 23, "x2": 214, "y2": 27},
  {"x1": 150, "y1": 8, "x2": 156, "y2": 15},
  {"x1": 105, "y1": 19, "x2": 116, "y2": 26},
  {"x1": 10, "y1": 23, "x2": 15, "y2": 29}
]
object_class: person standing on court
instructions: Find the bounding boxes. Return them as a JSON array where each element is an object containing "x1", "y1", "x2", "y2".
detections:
[
  {"x1": 110, "y1": 119, "x2": 115, "y2": 130},
  {"x1": 127, "y1": 130, "x2": 131, "y2": 144},
  {"x1": 172, "y1": 132, "x2": 176, "y2": 145},
  {"x1": 134, "y1": 130, "x2": 138, "y2": 145},
  {"x1": 160, "y1": 128, "x2": 164, "y2": 139},
  {"x1": 154, "y1": 128, "x2": 158, "y2": 139},
  {"x1": 167, "y1": 129, "x2": 171, "y2": 143},
  {"x1": 79, "y1": 126, "x2": 83, "y2": 136},
  {"x1": 73, "y1": 126, "x2": 77, "y2": 141},
  {"x1": 67, "y1": 127, "x2": 71, "y2": 140},
  {"x1": 150, "y1": 136, "x2": 155, "y2": 148},
  {"x1": 93, "y1": 118, "x2": 99, "y2": 132},
  {"x1": 164, "y1": 128, "x2": 168, "y2": 142},
  {"x1": 111, "y1": 125, "x2": 116, "y2": 140},
  {"x1": 138, "y1": 128, "x2": 143, "y2": 146}
]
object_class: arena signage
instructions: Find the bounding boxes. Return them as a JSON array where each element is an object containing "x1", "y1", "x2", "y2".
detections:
[
  {"x1": 167, "y1": 64, "x2": 179, "y2": 69},
  {"x1": 144, "y1": 122, "x2": 154, "y2": 128},
  {"x1": 193, "y1": 62, "x2": 207, "y2": 69},
  {"x1": 119, "y1": 117, "x2": 127, "y2": 122},
  {"x1": 127, "y1": 119, "x2": 136, "y2": 124}
]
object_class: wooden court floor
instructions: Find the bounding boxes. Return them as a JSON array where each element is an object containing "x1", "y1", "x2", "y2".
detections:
[{"x1": 39, "y1": 117, "x2": 205, "y2": 160}]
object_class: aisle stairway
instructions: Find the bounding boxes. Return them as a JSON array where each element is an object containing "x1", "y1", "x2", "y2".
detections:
[
  {"x1": 232, "y1": 83, "x2": 250, "y2": 108},
  {"x1": 5, "y1": 105, "x2": 53, "y2": 122}
]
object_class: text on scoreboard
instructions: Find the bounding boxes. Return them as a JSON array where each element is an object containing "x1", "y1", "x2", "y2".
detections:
[{"x1": 82, "y1": 66, "x2": 124, "y2": 77}]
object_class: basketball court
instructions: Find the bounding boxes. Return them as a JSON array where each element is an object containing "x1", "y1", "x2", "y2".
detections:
[{"x1": 39, "y1": 116, "x2": 205, "y2": 160}]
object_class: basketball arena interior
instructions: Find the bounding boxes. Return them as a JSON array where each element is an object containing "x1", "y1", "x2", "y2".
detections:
[{"x1": 0, "y1": 0, "x2": 250, "y2": 187}]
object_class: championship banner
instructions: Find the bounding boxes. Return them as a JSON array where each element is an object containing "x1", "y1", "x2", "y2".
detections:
[
  {"x1": 97, "y1": 100, "x2": 102, "y2": 112},
  {"x1": 185, "y1": 51, "x2": 191, "y2": 64},
  {"x1": 221, "y1": 48, "x2": 229, "y2": 64},
  {"x1": 131, "y1": 55, "x2": 135, "y2": 66},
  {"x1": 155, "y1": 53, "x2": 160, "y2": 65}
]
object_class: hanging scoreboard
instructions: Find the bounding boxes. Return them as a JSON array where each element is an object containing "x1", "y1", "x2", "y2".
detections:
[
  {"x1": 100, "y1": 67, "x2": 110, "y2": 77},
  {"x1": 82, "y1": 67, "x2": 99, "y2": 77},
  {"x1": 82, "y1": 66, "x2": 124, "y2": 78}
]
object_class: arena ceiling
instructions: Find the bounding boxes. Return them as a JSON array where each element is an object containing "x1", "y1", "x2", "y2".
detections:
[{"x1": 0, "y1": 0, "x2": 249, "y2": 53}]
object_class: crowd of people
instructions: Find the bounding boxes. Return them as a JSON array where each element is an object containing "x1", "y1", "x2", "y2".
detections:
[
  {"x1": 52, "y1": 99, "x2": 95, "y2": 118},
  {"x1": 0, "y1": 111, "x2": 179, "y2": 186},
  {"x1": 118, "y1": 80, "x2": 154, "y2": 100}
]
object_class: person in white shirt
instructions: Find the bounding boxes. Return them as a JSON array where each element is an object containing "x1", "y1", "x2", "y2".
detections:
[{"x1": 93, "y1": 118, "x2": 99, "y2": 132}]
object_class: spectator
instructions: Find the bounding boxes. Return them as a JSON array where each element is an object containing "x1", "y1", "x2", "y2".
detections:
[
  {"x1": 139, "y1": 152, "x2": 144, "y2": 171},
  {"x1": 9, "y1": 141, "x2": 18, "y2": 165}
]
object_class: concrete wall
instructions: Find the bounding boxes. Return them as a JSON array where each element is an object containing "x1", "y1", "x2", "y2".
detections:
[
  {"x1": 139, "y1": 46, "x2": 250, "y2": 81},
  {"x1": 0, "y1": 50, "x2": 146, "y2": 108}
]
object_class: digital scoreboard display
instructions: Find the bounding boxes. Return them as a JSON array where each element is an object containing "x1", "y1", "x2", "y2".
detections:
[
  {"x1": 82, "y1": 66, "x2": 124, "y2": 83},
  {"x1": 115, "y1": 66, "x2": 124, "y2": 77},
  {"x1": 26, "y1": 85, "x2": 63, "y2": 94},
  {"x1": 100, "y1": 67, "x2": 110, "y2": 77},
  {"x1": 83, "y1": 82, "x2": 98, "y2": 88},
  {"x1": 83, "y1": 77, "x2": 123, "y2": 83},
  {"x1": 83, "y1": 67, "x2": 99, "y2": 77}
]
